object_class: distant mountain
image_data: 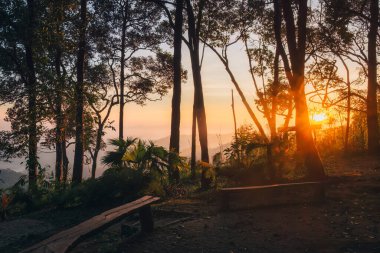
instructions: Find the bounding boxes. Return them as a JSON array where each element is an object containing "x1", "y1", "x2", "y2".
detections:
[
  {"x1": 154, "y1": 133, "x2": 234, "y2": 160},
  {"x1": 0, "y1": 169, "x2": 25, "y2": 189},
  {"x1": 0, "y1": 133, "x2": 234, "y2": 180}
]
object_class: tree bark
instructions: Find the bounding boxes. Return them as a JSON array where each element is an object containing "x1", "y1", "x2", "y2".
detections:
[
  {"x1": 185, "y1": 0, "x2": 209, "y2": 169},
  {"x1": 72, "y1": 0, "x2": 87, "y2": 183},
  {"x1": 26, "y1": 0, "x2": 38, "y2": 189},
  {"x1": 231, "y1": 89, "x2": 241, "y2": 162},
  {"x1": 367, "y1": 0, "x2": 379, "y2": 154},
  {"x1": 270, "y1": 49, "x2": 280, "y2": 141},
  {"x1": 169, "y1": 0, "x2": 183, "y2": 182},
  {"x1": 62, "y1": 130, "x2": 69, "y2": 183},
  {"x1": 91, "y1": 124, "x2": 102, "y2": 179},
  {"x1": 292, "y1": 78, "x2": 325, "y2": 180},
  {"x1": 54, "y1": 45, "x2": 64, "y2": 182},
  {"x1": 190, "y1": 100, "x2": 197, "y2": 179},
  {"x1": 119, "y1": 5, "x2": 128, "y2": 141},
  {"x1": 54, "y1": 2, "x2": 65, "y2": 182}
]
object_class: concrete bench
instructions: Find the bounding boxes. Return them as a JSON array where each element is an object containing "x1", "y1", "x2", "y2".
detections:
[
  {"x1": 22, "y1": 195, "x2": 160, "y2": 253},
  {"x1": 220, "y1": 181, "x2": 324, "y2": 210}
]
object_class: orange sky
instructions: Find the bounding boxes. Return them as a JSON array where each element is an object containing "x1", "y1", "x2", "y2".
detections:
[
  {"x1": 0, "y1": 42, "x2": 361, "y2": 141},
  {"x1": 108, "y1": 44, "x2": 272, "y2": 140}
]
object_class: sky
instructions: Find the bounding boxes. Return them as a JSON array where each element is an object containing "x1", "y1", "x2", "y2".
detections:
[
  {"x1": 0, "y1": 42, "x2": 262, "y2": 138},
  {"x1": 0, "y1": 38, "x2": 362, "y2": 174},
  {"x1": 0, "y1": 42, "x2": 267, "y2": 174},
  {"x1": 106, "y1": 42, "x2": 271, "y2": 140}
]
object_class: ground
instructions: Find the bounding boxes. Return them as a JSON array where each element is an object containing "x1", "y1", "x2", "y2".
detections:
[{"x1": 1, "y1": 154, "x2": 380, "y2": 253}]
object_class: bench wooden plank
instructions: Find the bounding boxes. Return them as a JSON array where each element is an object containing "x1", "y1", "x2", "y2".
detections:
[
  {"x1": 220, "y1": 182, "x2": 324, "y2": 210},
  {"x1": 22, "y1": 195, "x2": 160, "y2": 253},
  {"x1": 221, "y1": 181, "x2": 322, "y2": 191}
]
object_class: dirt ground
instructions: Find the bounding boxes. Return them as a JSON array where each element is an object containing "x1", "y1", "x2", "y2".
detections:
[
  {"x1": 2, "y1": 154, "x2": 380, "y2": 253},
  {"x1": 77, "y1": 154, "x2": 380, "y2": 253}
]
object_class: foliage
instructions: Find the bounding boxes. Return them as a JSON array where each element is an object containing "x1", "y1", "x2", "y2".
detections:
[
  {"x1": 214, "y1": 125, "x2": 271, "y2": 185},
  {"x1": 102, "y1": 138, "x2": 137, "y2": 167},
  {"x1": 224, "y1": 125, "x2": 268, "y2": 169}
]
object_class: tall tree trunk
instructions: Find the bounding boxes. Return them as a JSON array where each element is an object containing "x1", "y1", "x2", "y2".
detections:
[
  {"x1": 190, "y1": 56, "x2": 209, "y2": 164},
  {"x1": 345, "y1": 90, "x2": 351, "y2": 153},
  {"x1": 292, "y1": 77, "x2": 325, "y2": 180},
  {"x1": 367, "y1": 0, "x2": 379, "y2": 154},
  {"x1": 26, "y1": 0, "x2": 38, "y2": 189},
  {"x1": 54, "y1": 1, "x2": 64, "y2": 182},
  {"x1": 231, "y1": 90, "x2": 238, "y2": 142},
  {"x1": 185, "y1": 0, "x2": 209, "y2": 163},
  {"x1": 54, "y1": 45, "x2": 64, "y2": 182},
  {"x1": 119, "y1": 5, "x2": 128, "y2": 141},
  {"x1": 185, "y1": 0, "x2": 209, "y2": 188},
  {"x1": 91, "y1": 124, "x2": 102, "y2": 179},
  {"x1": 190, "y1": 101, "x2": 197, "y2": 179},
  {"x1": 270, "y1": 49, "x2": 280, "y2": 141},
  {"x1": 72, "y1": 0, "x2": 87, "y2": 184},
  {"x1": 338, "y1": 55, "x2": 351, "y2": 153},
  {"x1": 62, "y1": 130, "x2": 69, "y2": 183},
  {"x1": 231, "y1": 89, "x2": 240, "y2": 162},
  {"x1": 169, "y1": 0, "x2": 183, "y2": 183}
]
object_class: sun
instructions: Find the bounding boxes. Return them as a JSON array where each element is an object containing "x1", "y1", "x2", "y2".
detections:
[{"x1": 312, "y1": 112, "x2": 327, "y2": 123}]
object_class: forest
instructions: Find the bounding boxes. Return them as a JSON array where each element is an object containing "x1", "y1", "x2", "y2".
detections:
[{"x1": 0, "y1": 0, "x2": 379, "y2": 252}]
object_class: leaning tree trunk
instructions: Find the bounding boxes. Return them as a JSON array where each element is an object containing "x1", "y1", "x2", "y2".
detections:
[
  {"x1": 367, "y1": 0, "x2": 379, "y2": 154},
  {"x1": 26, "y1": 0, "x2": 38, "y2": 189},
  {"x1": 72, "y1": 0, "x2": 87, "y2": 184},
  {"x1": 169, "y1": 0, "x2": 184, "y2": 183}
]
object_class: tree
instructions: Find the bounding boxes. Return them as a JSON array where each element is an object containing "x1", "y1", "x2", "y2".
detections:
[
  {"x1": 88, "y1": 52, "x2": 175, "y2": 178},
  {"x1": 323, "y1": 0, "x2": 380, "y2": 153},
  {"x1": 0, "y1": 0, "x2": 45, "y2": 189},
  {"x1": 201, "y1": 0, "x2": 297, "y2": 145},
  {"x1": 366, "y1": 0, "x2": 379, "y2": 154},
  {"x1": 72, "y1": 0, "x2": 88, "y2": 183},
  {"x1": 168, "y1": 0, "x2": 184, "y2": 182},
  {"x1": 25, "y1": 0, "x2": 39, "y2": 189},
  {"x1": 273, "y1": 0, "x2": 326, "y2": 180},
  {"x1": 185, "y1": 0, "x2": 210, "y2": 188},
  {"x1": 97, "y1": 0, "x2": 163, "y2": 141},
  {"x1": 42, "y1": 0, "x2": 74, "y2": 182}
]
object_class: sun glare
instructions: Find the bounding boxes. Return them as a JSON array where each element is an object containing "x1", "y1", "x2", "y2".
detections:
[{"x1": 312, "y1": 112, "x2": 327, "y2": 123}]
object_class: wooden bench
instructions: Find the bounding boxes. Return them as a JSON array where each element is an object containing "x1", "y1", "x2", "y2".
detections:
[
  {"x1": 220, "y1": 181, "x2": 324, "y2": 210},
  {"x1": 21, "y1": 195, "x2": 160, "y2": 253}
]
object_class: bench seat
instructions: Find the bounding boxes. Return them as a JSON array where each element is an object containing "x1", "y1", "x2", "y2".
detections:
[
  {"x1": 220, "y1": 181, "x2": 324, "y2": 210},
  {"x1": 22, "y1": 195, "x2": 159, "y2": 253}
]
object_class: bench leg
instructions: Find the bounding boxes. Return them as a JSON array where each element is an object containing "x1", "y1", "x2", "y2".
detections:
[{"x1": 139, "y1": 206, "x2": 154, "y2": 233}]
